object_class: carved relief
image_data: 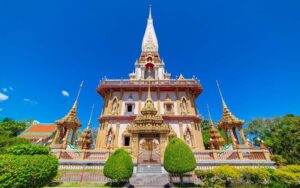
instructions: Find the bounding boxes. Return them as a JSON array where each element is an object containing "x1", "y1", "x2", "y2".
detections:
[
  {"x1": 106, "y1": 127, "x2": 114, "y2": 148},
  {"x1": 180, "y1": 97, "x2": 189, "y2": 115},
  {"x1": 111, "y1": 97, "x2": 119, "y2": 115},
  {"x1": 184, "y1": 127, "x2": 193, "y2": 147}
]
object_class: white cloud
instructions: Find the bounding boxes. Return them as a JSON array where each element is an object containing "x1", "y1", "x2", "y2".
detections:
[
  {"x1": 0, "y1": 93, "x2": 9, "y2": 101},
  {"x1": 2, "y1": 88, "x2": 7, "y2": 92},
  {"x1": 23, "y1": 98, "x2": 38, "y2": 105},
  {"x1": 62, "y1": 90, "x2": 70, "y2": 97}
]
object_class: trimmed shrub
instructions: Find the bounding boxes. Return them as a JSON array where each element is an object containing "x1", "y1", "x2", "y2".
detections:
[
  {"x1": 210, "y1": 165, "x2": 241, "y2": 187},
  {"x1": 7, "y1": 144, "x2": 50, "y2": 155},
  {"x1": 271, "y1": 169, "x2": 299, "y2": 187},
  {"x1": 163, "y1": 137, "x2": 196, "y2": 185},
  {"x1": 240, "y1": 167, "x2": 271, "y2": 186},
  {"x1": 0, "y1": 154, "x2": 58, "y2": 188},
  {"x1": 103, "y1": 149, "x2": 133, "y2": 183},
  {"x1": 0, "y1": 136, "x2": 30, "y2": 153},
  {"x1": 280, "y1": 165, "x2": 300, "y2": 173}
]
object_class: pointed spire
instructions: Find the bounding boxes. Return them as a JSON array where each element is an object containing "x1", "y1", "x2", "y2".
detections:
[
  {"x1": 56, "y1": 81, "x2": 83, "y2": 127},
  {"x1": 216, "y1": 80, "x2": 227, "y2": 109},
  {"x1": 142, "y1": 4, "x2": 158, "y2": 52},
  {"x1": 206, "y1": 104, "x2": 214, "y2": 126},
  {"x1": 216, "y1": 81, "x2": 244, "y2": 128},
  {"x1": 86, "y1": 104, "x2": 95, "y2": 129},
  {"x1": 148, "y1": 3, "x2": 152, "y2": 20}
]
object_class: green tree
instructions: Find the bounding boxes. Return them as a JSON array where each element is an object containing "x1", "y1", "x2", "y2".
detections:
[
  {"x1": 0, "y1": 119, "x2": 27, "y2": 137},
  {"x1": 103, "y1": 149, "x2": 133, "y2": 184},
  {"x1": 163, "y1": 137, "x2": 196, "y2": 185},
  {"x1": 245, "y1": 114, "x2": 300, "y2": 164}
]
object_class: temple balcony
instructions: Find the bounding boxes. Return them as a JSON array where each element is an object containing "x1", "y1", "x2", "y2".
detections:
[{"x1": 96, "y1": 79, "x2": 203, "y2": 97}]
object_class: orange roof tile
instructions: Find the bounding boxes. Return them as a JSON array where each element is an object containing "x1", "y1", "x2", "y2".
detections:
[{"x1": 27, "y1": 124, "x2": 56, "y2": 133}]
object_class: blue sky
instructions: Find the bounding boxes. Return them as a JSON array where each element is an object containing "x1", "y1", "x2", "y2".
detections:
[{"x1": 0, "y1": 0, "x2": 300, "y2": 129}]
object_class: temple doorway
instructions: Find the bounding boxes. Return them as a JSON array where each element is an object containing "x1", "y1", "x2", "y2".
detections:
[{"x1": 137, "y1": 134, "x2": 160, "y2": 165}]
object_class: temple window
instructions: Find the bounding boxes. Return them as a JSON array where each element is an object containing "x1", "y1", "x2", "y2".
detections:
[
  {"x1": 125, "y1": 103, "x2": 135, "y2": 114},
  {"x1": 166, "y1": 104, "x2": 172, "y2": 112},
  {"x1": 124, "y1": 136, "x2": 130, "y2": 146}
]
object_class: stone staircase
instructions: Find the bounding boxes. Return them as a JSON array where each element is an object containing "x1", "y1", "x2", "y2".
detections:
[
  {"x1": 130, "y1": 173, "x2": 169, "y2": 187},
  {"x1": 137, "y1": 165, "x2": 162, "y2": 173}
]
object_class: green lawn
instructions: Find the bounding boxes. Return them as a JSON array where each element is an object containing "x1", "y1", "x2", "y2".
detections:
[{"x1": 47, "y1": 182, "x2": 108, "y2": 187}]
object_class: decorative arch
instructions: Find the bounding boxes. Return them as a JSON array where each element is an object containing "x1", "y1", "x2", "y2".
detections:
[
  {"x1": 180, "y1": 96, "x2": 189, "y2": 114},
  {"x1": 105, "y1": 126, "x2": 115, "y2": 148},
  {"x1": 111, "y1": 96, "x2": 119, "y2": 114},
  {"x1": 183, "y1": 126, "x2": 193, "y2": 147}
]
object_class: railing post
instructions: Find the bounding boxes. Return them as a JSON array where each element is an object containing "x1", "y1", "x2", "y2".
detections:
[
  {"x1": 237, "y1": 150, "x2": 244, "y2": 160},
  {"x1": 212, "y1": 150, "x2": 218, "y2": 160},
  {"x1": 263, "y1": 150, "x2": 271, "y2": 160},
  {"x1": 80, "y1": 150, "x2": 85, "y2": 160}
]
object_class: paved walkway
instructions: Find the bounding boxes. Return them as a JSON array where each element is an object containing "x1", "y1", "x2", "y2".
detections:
[{"x1": 130, "y1": 173, "x2": 169, "y2": 188}]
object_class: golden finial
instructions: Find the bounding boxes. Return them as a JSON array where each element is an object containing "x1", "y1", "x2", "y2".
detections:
[
  {"x1": 87, "y1": 104, "x2": 95, "y2": 129},
  {"x1": 72, "y1": 81, "x2": 84, "y2": 108},
  {"x1": 216, "y1": 80, "x2": 227, "y2": 108},
  {"x1": 148, "y1": 1, "x2": 152, "y2": 20}
]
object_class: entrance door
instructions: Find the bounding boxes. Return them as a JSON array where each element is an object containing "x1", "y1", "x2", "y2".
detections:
[{"x1": 138, "y1": 135, "x2": 160, "y2": 165}]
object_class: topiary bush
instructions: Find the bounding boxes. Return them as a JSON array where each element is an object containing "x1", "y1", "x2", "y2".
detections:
[
  {"x1": 209, "y1": 165, "x2": 241, "y2": 187},
  {"x1": 103, "y1": 149, "x2": 133, "y2": 183},
  {"x1": 271, "y1": 169, "x2": 299, "y2": 188},
  {"x1": 0, "y1": 154, "x2": 58, "y2": 188},
  {"x1": 163, "y1": 137, "x2": 196, "y2": 185},
  {"x1": 7, "y1": 144, "x2": 50, "y2": 155},
  {"x1": 240, "y1": 167, "x2": 271, "y2": 186},
  {"x1": 280, "y1": 165, "x2": 300, "y2": 173}
]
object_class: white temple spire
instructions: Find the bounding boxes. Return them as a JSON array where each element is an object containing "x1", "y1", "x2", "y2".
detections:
[
  {"x1": 149, "y1": 3, "x2": 152, "y2": 20},
  {"x1": 142, "y1": 4, "x2": 158, "y2": 52}
]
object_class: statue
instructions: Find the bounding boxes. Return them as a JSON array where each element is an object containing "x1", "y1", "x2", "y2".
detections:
[
  {"x1": 181, "y1": 98, "x2": 188, "y2": 113},
  {"x1": 111, "y1": 98, "x2": 118, "y2": 113},
  {"x1": 106, "y1": 129, "x2": 113, "y2": 148}
]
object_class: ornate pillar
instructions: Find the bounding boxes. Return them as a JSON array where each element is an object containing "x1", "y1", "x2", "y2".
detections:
[
  {"x1": 154, "y1": 67, "x2": 158, "y2": 79},
  {"x1": 131, "y1": 134, "x2": 139, "y2": 158},
  {"x1": 70, "y1": 128, "x2": 77, "y2": 145},
  {"x1": 160, "y1": 135, "x2": 167, "y2": 160},
  {"x1": 238, "y1": 128, "x2": 249, "y2": 146},
  {"x1": 118, "y1": 89, "x2": 124, "y2": 115},
  {"x1": 157, "y1": 88, "x2": 161, "y2": 114},
  {"x1": 62, "y1": 128, "x2": 70, "y2": 148},
  {"x1": 233, "y1": 128, "x2": 240, "y2": 144},
  {"x1": 229, "y1": 128, "x2": 237, "y2": 147},
  {"x1": 114, "y1": 122, "x2": 120, "y2": 148},
  {"x1": 186, "y1": 89, "x2": 192, "y2": 115},
  {"x1": 179, "y1": 121, "x2": 184, "y2": 139},
  {"x1": 138, "y1": 88, "x2": 142, "y2": 114},
  {"x1": 52, "y1": 127, "x2": 61, "y2": 145},
  {"x1": 190, "y1": 122, "x2": 196, "y2": 148},
  {"x1": 141, "y1": 67, "x2": 145, "y2": 79},
  {"x1": 176, "y1": 88, "x2": 181, "y2": 115}
]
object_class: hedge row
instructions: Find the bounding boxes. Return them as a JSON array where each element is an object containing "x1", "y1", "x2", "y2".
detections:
[
  {"x1": 0, "y1": 154, "x2": 58, "y2": 188},
  {"x1": 7, "y1": 144, "x2": 50, "y2": 155},
  {"x1": 195, "y1": 165, "x2": 300, "y2": 188}
]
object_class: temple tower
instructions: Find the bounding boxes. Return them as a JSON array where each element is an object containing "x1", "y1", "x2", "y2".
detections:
[
  {"x1": 77, "y1": 104, "x2": 94, "y2": 150},
  {"x1": 95, "y1": 6, "x2": 205, "y2": 162},
  {"x1": 216, "y1": 81, "x2": 249, "y2": 149},
  {"x1": 207, "y1": 104, "x2": 224, "y2": 150},
  {"x1": 51, "y1": 82, "x2": 83, "y2": 149}
]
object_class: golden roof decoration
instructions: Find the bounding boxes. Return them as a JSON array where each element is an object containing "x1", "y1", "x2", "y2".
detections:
[
  {"x1": 216, "y1": 81, "x2": 244, "y2": 128},
  {"x1": 77, "y1": 104, "x2": 94, "y2": 149},
  {"x1": 207, "y1": 104, "x2": 224, "y2": 149},
  {"x1": 178, "y1": 74, "x2": 185, "y2": 80},
  {"x1": 140, "y1": 82, "x2": 158, "y2": 116},
  {"x1": 56, "y1": 81, "x2": 83, "y2": 127}
]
